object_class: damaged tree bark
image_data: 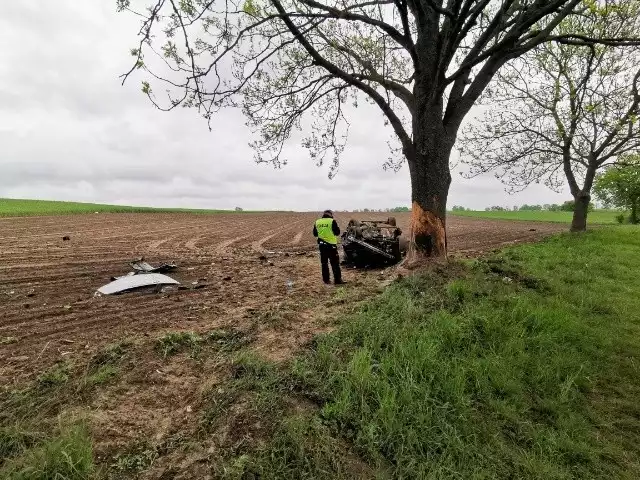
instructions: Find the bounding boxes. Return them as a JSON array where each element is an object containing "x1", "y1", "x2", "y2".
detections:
[{"x1": 407, "y1": 129, "x2": 454, "y2": 259}]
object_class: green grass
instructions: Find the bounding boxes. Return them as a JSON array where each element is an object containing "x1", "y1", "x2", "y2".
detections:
[
  {"x1": 110, "y1": 442, "x2": 159, "y2": 476},
  {"x1": 224, "y1": 226, "x2": 640, "y2": 479},
  {"x1": 156, "y1": 329, "x2": 249, "y2": 359},
  {"x1": 0, "y1": 424, "x2": 94, "y2": 480},
  {"x1": 0, "y1": 198, "x2": 253, "y2": 217},
  {"x1": 0, "y1": 342, "x2": 135, "y2": 476},
  {"x1": 450, "y1": 209, "x2": 621, "y2": 224}
]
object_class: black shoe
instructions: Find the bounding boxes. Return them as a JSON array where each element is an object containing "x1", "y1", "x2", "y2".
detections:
[{"x1": 334, "y1": 280, "x2": 347, "y2": 285}]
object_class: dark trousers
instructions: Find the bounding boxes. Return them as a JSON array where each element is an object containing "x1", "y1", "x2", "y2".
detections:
[{"x1": 319, "y1": 242, "x2": 342, "y2": 284}]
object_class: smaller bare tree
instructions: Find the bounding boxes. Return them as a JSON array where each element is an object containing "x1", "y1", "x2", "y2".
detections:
[{"x1": 459, "y1": 4, "x2": 640, "y2": 231}]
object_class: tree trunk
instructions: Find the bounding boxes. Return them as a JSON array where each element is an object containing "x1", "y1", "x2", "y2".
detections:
[
  {"x1": 631, "y1": 199, "x2": 639, "y2": 224},
  {"x1": 568, "y1": 164, "x2": 596, "y2": 233},
  {"x1": 570, "y1": 192, "x2": 591, "y2": 232},
  {"x1": 406, "y1": 136, "x2": 454, "y2": 260},
  {"x1": 406, "y1": 61, "x2": 457, "y2": 260}
]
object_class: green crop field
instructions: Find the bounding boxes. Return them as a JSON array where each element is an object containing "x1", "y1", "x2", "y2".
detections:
[
  {"x1": 0, "y1": 198, "x2": 240, "y2": 217},
  {"x1": 450, "y1": 209, "x2": 621, "y2": 224}
]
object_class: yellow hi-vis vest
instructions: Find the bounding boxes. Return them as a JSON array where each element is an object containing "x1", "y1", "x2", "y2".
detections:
[{"x1": 316, "y1": 218, "x2": 338, "y2": 245}]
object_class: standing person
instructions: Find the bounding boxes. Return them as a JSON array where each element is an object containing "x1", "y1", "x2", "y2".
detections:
[{"x1": 313, "y1": 210, "x2": 345, "y2": 285}]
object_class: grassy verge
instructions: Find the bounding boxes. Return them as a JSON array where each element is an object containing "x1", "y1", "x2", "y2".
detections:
[
  {"x1": 0, "y1": 424, "x2": 94, "y2": 480},
  {"x1": 0, "y1": 198, "x2": 257, "y2": 217},
  {"x1": 0, "y1": 341, "x2": 132, "y2": 478},
  {"x1": 223, "y1": 226, "x2": 640, "y2": 479},
  {"x1": 449, "y1": 209, "x2": 621, "y2": 224}
]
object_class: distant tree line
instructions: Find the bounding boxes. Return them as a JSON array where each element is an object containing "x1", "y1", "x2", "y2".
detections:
[
  {"x1": 520, "y1": 201, "x2": 594, "y2": 212},
  {"x1": 451, "y1": 201, "x2": 596, "y2": 213},
  {"x1": 349, "y1": 207, "x2": 410, "y2": 213}
]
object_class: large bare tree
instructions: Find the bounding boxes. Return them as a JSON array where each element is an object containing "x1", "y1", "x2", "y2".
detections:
[
  {"x1": 119, "y1": 0, "x2": 640, "y2": 258},
  {"x1": 460, "y1": 1, "x2": 640, "y2": 232}
]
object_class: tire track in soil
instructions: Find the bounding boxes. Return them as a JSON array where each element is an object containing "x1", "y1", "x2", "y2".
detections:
[
  {"x1": 251, "y1": 233, "x2": 279, "y2": 254},
  {"x1": 184, "y1": 236, "x2": 203, "y2": 251},
  {"x1": 289, "y1": 231, "x2": 304, "y2": 245},
  {"x1": 146, "y1": 236, "x2": 175, "y2": 252},
  {"x1": 258, "y1": 218, "x2": 309, "y2": 252},
  {"x1": 215, "y1": 235, "x2": 252, "y2": 254}
]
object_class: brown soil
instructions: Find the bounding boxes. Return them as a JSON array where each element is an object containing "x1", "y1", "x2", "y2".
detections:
[{"x1": 0, "y1": 212, "x2": 564, "y2": 385}]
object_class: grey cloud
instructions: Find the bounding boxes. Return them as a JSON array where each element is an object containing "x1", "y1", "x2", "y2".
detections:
[{"x1": 0, "y1": 1, "x2": 569, "y2": 211}]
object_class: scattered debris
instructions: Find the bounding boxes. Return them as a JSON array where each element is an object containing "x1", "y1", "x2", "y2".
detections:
[
  {"x1": 36, "y1": 341, "x2": 51, "y2": 361},
  {"x1": 97, "y1": 273, "x2": 180, "y2": 296},
  {"x1": 63, "y1": 305, "x2": 72, "y2": 310},
  {"x1": 110, "y1": 272, "x2": 136, "y2": 281},
  {"x1": 130, "y1": 258, "x2": 177, "y2": 274},
  {"x1": 1, "y1": 336, "x2": 18, "y2": 345},
  {"x1": 98, "y1": 258, "x2": 183, "y2": 295}
]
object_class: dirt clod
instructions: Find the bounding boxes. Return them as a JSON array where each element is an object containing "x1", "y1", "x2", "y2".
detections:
[{"x1": 8, "y1": 356, "x2": 29, "y2": 362}]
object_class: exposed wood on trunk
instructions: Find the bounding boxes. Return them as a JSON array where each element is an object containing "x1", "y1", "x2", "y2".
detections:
[{"x1": 409, "y1": 201, "x2": 447, "y2": 260}]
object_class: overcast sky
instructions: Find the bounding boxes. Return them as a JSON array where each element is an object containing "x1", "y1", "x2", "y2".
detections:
[{"x1": 0, "y1": 1, "x2": 569, "y2": 212}]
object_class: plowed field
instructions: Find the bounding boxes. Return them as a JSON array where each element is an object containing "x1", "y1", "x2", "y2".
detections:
[{"x1": 0, "y1": 212, "x2": 564, "y2": 384}]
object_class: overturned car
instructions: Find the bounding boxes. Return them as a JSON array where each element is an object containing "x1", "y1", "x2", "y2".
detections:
[{"x1": 341, "y1": 218, "x2": 408, "y2": 268}]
